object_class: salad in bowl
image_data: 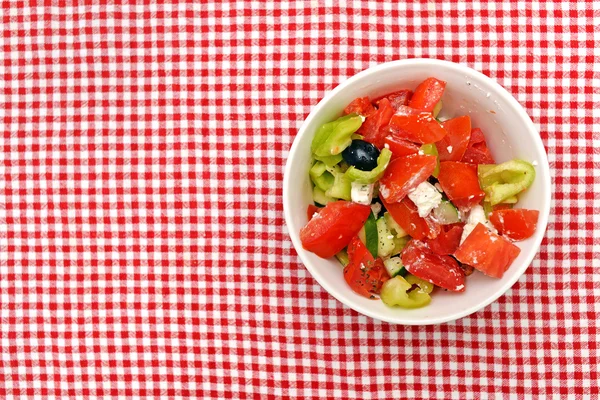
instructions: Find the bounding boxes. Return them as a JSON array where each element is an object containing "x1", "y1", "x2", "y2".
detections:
[{"x1": 299, "y1": 76, "x2": 540, "y2": 310}]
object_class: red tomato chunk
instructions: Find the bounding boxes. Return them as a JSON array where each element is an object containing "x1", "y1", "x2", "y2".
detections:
[
  {"x1": 454, "y1": 223, "x2": 521, "y2": 278},
  {"x1": 344, "y1": 96, "x2": 375, "y2": 117},
  {"x1": 437, "y1": 161, "x2": 485, "y2": 209},
  {"x1": 375, "y1": 89, "x2": 413, "y2": 111},
  {"x1": 409, "y1": 77, "x2": 446, "y2": 112},
  {"x1": 358, "y1": 98, "x2": 394, "y2": 149},
  {"x1": 382, "y1": 197, "x2": 441, "y2": 241},
  {"x1": 402, "y1": 240, "x2": 465, "y2": 292},
  {"x1": 379, "y1": 153, "x2": 437, "y2": 203},
  {"x1": 436, "y1": 115, "x2": 471, "y2": 162},
  {"x1": 424, "y1": 224, "x2": 464, "y2": 255},
  {"x1": 489, "y1": 209, "x2": 539, "y2": 241},
  {"x1": 300, "y1": 201, "x2": 371, "y2": 258},
  {"x1": 388, "y1": 110, "x2": 447, "y2": 144},
  {"x1": 461, "y1": 128, "x2": 495, "y2": 165},
  {"x1": 344, "y1": 236, "x2": 390, "y2": 298}
]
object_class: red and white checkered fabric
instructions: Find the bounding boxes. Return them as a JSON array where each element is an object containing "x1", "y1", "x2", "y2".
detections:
[{"x1": 1, "y1": 1, "x2": 598, "y2": 398}]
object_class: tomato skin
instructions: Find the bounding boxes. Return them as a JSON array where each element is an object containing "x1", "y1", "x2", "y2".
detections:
[
  {"x1": 375, "y1": 89, "x2": 413, "y2": 111},
  {"x1": 344, "y1": 96, "x2": 375, "y2": 117},
  {"x1": 437, "y1": 161, "x2": 485, "y2": 209},
  {"x1": 307, "y1": 204, "x2": 320, "y2": 221},
  {"x1": 388, "y1": 111, "x2": 447, "y2": 144},
  {"x1": 454, "y1": 223, "x2": 521, "y2": 278},
  {"x1": 402, "y1": 240, "x2": 465, "y2": 292},
  {"x1": 436, "y1": 115, "x2": 471, "y2": 162},
  {"x1": 424, "y1": 224, "x2": 464, "y2": 255},
  {"x1": 300, "y1": 201, "x2": 371, "y2": 258},
  {"x1": 344, "y1": 236, "x2": 390, "y2": 298},
  {"x1": 461, "y1": 128, "x2": 495, "y2": 165},
  {"x1": 409, "y1": 78, "x2": 446, "y2": 112},
  {"x1": 383, "y1": 133, "x2": 420, "y2": 158},
  {"x1": 357, "y1": 98, "x2": 394, "y2": 148},
  {"x1": 489, "y1": 209, "x2": 539, "y2": 241},
  {"x1": 382, "y1": 197, "x2": 441, "y2": 241},
  {"x1": 379, "y1": 153, "x2": 437, "y2": 203}
]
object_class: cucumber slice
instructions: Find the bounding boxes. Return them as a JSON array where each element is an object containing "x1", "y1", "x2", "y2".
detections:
[
  {"x1": 384, "y1": 212, "x2": 408, "y2": 238},
  {"x1": 358, "y1": 226, "x2": 366, "y2": 245},
  {"x1": 364, "y1": 212, "x2": 378, "y2": 258},
  {"x1": 336, "y1": 249, "x2": 349, "y2": 267},
  {"x1": 312, "y1": 171, "x2": 334, "y2": 192},
  {"x1": 433, "y1": 200, "x2": 460, "y2": 224},
  {"x1": 312, "y1": 186, "x2": 335, "y2": 205},
  {"x1": 309, "y1": 161, "x2": 327, "y2": 180},
  {"x1": 376, "y1": 217, "x2": 395, "y2": 258},
  {"x1": 383, "y1": 257, "x2": 404, "y2": 277},
  {"x1": 420, "y1": 143, "x2": 440, "y2": 178}
]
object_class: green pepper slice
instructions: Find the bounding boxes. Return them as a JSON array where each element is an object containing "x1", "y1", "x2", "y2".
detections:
[
  {"x1": 345, "y1": 148, "x2": 392, "y2": 184},
  {"x1": 311, "y1": 113, "x2": 363, "y2": 157},
  {"x1": 478, "y1": 160, "x2": 535, "y2": 205},
  {"x1": 380, "y1": 275, "x2": 432, "y2": 308}
]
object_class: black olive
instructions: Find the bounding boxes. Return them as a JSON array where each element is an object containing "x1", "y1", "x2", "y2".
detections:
[{"x1": 342, "y1": 140, "x2": 380, "y2": 171}]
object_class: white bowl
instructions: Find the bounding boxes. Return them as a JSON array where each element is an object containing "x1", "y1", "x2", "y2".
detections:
[{"x1": 283, "y1": 59, "x2": 551, "y2": 325}]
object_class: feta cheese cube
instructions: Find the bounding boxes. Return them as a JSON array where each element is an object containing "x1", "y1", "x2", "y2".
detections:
[
  {"x1": 351, "y1": 182, "x2": 374, "y2": 205},
  {"x1": 460, "y1": 204, "x2": 497, "y2": 244},
  {"x1": 407, "y1": 181, "x2": 442, "y2": 218}
]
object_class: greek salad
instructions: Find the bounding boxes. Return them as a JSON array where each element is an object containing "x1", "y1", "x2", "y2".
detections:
[{"x1": 300, "y1": 77, "x2": 539, "y2": 309}]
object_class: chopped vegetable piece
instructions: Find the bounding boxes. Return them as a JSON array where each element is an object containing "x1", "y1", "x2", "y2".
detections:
[
  {"x1": 432, "y1": 100, "x2": 443, "y2": 118},
  {"x1": 344, "y1": 236, "x2": 390, "y2": 298},
  {"x1": 300, "y1": 201, "x2": 371, "y2": 258},
  {"x1": 433, "y1": 200, "x2": 461, "y2": 225},
  {"x1": 376, "y1": 217, "x2": 396, "y2": 258},
  {"x1": 424, "y1": 224, "x2": 464, "y2": 255},
  {"x1": 344, "y1": 97, "x2": 376, "y2": 117},
  {"x1": 345, "y1": 148, "x2": 392, "y2": 184},
  {"x1": 401, "y1": 239, "x2": 465, "y2": 292},
  {"x1": 358, "y1": 98, "x2": 394, "y2": 148},
  {"x1": 461, "y1": 128, "x2": 495, "y2": 165},
  {"x1": 379, "y1": 275, "x2": 431, "y2": 308},
  {"x1": 436, "y1": 115, "x2": 471, "y2": 162},
  {"x1": 383, "y1": 256, "x2": 404, "y2": 277},
  {"x1": 409, "y1": 77, "x2": 447, "y2": 112},
  {"x1": 489, "y1": 209, "x2": 539, "y2": 241},
  {"x1": 336, "y1": 249, "x2": 349, "y2": 266},
  {"x1": 383, "y1": 133, "x2": 420, "y2": 158},
  {"x1": 438, "y1": 161, "x2": 485, "y2": 208},
  {"x1": 378, "y1": 153, "x2": 437, "y2": 203},
  {"x1": 477, "y1": 160, "x2": 536, "y2": 205},
  {"x1": 312, "y1": 186, "x2": 335, "y2": 205},
  {"x1": 325, "y1": 165, "x2": 352, "y2": 200},
  {"x1": 364, "y1": 212, "x2": 379, "y2": 258},
  {"x1": 388, "y1": 108, "x2": 447, "y2": 144},
  {"x1": 381, "y1": 197, "x2": 441, "y2": 241},
  {"x1": 405, "y1": 274, "x2": 435, "y2": 294},
  {"x1": 375, "y1": 89, "x2": 413, "y2": 111},
  {"x1": 307, "y1": 204, "x2": 320, "y2": 221},
  {"x1": 384, "y1": 211, "x2": 408, "y2": 238},
  {"x1": 313, "y1": 153, "x2": 343, "y2": 167},
  {"x1": 311, "y1": 114, "x2": 364, "y2": 157},
  {"x1": 420, "y1": 143, "x2": 440, "y2": 178},
  {"x1": 454, "y1": 223, "x2": 521, "y2": 278}
]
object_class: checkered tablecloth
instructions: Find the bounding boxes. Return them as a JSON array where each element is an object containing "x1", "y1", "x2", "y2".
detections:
[{"x1": 1, "y1": 1, "x2": 598, "y2": 399}]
